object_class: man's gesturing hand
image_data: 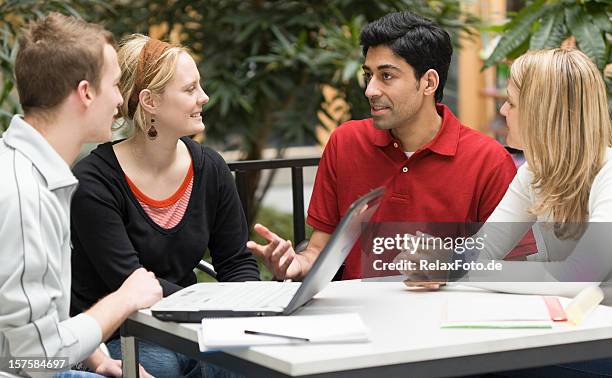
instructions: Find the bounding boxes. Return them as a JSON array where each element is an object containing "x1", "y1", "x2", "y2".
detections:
[{"x1": 247, "y1": 224, "x2": 303, "y2": 280}]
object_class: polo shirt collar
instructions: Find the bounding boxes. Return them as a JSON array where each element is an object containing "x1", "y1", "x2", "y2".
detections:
[
  {"x1": 3, "y1": 115, "x2": 77, "y2": 190},
  {"x1": 425, "y1": 104, "x2": 460, "y2": 156},
  {"x1": 371, "y1": 103, "x2": 461, "y2": 157},
  {"x1": 372, "y1": 123, "x2": 394, "y2": 147}
]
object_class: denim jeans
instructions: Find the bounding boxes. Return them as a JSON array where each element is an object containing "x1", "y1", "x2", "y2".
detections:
[
  {"x1": 53, "y1": 371, "x2": 104, "y2": 377},
  {"x1": 106, "y1": 338, "x2": 242, "y2": 378},
  {"x1": 496, "y1": 357, "x2": 612, "y2": 377}
]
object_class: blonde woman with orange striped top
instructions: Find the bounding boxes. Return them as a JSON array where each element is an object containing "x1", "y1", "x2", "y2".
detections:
[{"x1": 70, "y1": 34, "x2": 257, "y2": 378}]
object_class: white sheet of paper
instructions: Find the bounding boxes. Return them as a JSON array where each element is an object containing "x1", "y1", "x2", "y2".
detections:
[
  {"x1": 199, "y1": 313, "x2": 369, "y2": 350},
  {"x1": 446, "y1": 295, "x2": 550, "y2": 322},
  {"x1": 442, "y1": 294, "x2": 553, "y2": 329}
]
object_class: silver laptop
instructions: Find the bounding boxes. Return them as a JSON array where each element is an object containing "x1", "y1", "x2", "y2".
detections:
[{"x1": 151, "y1": 187, "x2": 385, "y2": 322}]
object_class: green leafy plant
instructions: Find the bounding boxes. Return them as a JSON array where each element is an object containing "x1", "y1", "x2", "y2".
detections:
[
  {"x1": 483, "y1": 0, "x2": 611, "y2": 100},
  {"x1": 0, "y1": 0, "x2": 112, "y2": 133}
]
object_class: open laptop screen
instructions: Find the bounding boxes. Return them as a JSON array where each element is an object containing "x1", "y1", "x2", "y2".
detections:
[{"x1": 283, "y1": 187, "x2": 385, "y2": 314}]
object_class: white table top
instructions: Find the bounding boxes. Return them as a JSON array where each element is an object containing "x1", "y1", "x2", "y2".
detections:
[{"x1": 131, "y1": 281, "x2": 612, "y2": 376}]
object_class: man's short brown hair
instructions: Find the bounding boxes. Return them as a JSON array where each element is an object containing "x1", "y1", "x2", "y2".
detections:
[{"x1": 14, "y1": 12, "x2": 114, "y2": 114}]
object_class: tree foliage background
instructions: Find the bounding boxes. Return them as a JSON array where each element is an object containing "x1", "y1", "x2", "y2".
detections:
[
  {"x1": 483, "y1": 0, "x2": 611, "y2": 108},
  {"x1": 0, "y1": 0, "x2": 477, "y2": 223},
  {"x1": 0, "y1": 0, "x2": 111, "y2": 126}
]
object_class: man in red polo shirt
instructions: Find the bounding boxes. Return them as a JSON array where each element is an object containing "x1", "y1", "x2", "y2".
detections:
[{"x1": 247, "y1": 11, "x2": 533, "y2": 280}]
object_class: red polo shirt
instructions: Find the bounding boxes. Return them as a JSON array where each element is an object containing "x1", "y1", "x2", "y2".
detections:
[{"x1": 307, "y1": 104, "x2": 533, "y2": 279}]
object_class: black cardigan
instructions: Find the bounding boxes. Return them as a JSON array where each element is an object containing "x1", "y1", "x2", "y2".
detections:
[{"x1": 70, "y1": 137, "x2": 260, "y2": 319}]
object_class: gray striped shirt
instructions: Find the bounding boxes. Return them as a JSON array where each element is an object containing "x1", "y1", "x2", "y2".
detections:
[{"x1": 0, "y1": 116, "x2": 100, "y2": 375}]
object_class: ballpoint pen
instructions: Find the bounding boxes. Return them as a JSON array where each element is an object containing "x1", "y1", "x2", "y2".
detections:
[{"x1": 244, "y1": 330, "x2": 310, "y2": 342}]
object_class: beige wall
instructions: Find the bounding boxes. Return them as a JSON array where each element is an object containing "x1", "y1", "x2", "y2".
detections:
[{"x1": 458, "y1": 0, "x2": 506, "y2": 134}]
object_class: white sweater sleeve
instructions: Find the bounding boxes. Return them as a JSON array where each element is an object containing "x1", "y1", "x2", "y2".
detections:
[
  {"x1": 475, "y1": 164, "x2": 537, "y2": 260},
  {"x1": 464, "y1": 158, "x2": 612, "y2": 297}
]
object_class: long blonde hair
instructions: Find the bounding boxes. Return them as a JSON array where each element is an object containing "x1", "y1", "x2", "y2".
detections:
[
  {"x1": 116, "y1": 34, "x2": 188, "y2": 134},
  {"x1": 509, "y1": 48, "x2": 611, "y2": 239}
]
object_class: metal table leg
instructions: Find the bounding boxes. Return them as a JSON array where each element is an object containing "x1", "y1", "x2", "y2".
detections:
[{"x1": 121, "y1": 335, "x2": 139, "y2": 378}]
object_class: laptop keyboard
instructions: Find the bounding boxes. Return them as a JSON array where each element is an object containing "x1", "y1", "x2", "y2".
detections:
[{"x1": 203, "y1": 283, "x2": 299, "y2": 309}]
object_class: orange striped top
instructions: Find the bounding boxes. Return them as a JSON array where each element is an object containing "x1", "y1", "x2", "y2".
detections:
[{"x1": 125, "y1": 161, "x2": 194, "y2": 229}]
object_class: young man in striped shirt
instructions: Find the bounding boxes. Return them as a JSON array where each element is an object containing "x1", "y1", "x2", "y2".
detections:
[{"x1": 0, "y1": 13, "x2": 161, "y2": 377}]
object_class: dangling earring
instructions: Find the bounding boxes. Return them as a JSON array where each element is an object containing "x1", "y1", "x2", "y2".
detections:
[{"x1": 147, "y1": 117, "x2": 158, "y2": 140}]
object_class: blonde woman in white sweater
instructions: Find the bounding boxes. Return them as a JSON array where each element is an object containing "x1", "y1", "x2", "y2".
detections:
[
  {"x1": 402, "y1": 47, "x2": 612, "y2": 376},
  {"x1": 402, "y1": 48, "x2": 611, "y2": 294}
]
